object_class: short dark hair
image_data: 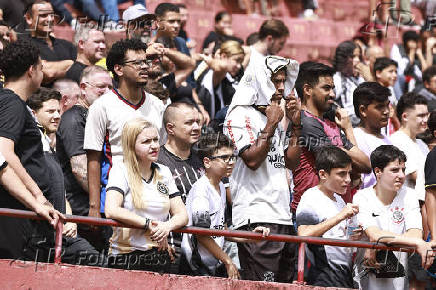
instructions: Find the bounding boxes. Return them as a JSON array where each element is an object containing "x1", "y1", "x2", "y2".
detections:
[
  {"x1": 246, "y1": 32, "x2": 259, "y2": 45},
  {"x1": 373, "y1": 57, "x2": 397, "y2": 77},
  {"x1": 422, "y1": 65, "x2": 436, "y2": 84},
  {"x1": 370, "y1": 145, "x2": 407, "y2": 173},
  {"x1": 27, "y1": 87, "x2": 61, "y2": 111},
  {"x1": 24, "y1": 0, "x2": 50, "y2": 16},
  {"x1": 315, "y1": 146, "x2": 352, "y2": 174},
  {"x1": 428, "y1": 111, "x2": 436, "y2": 132},
  {"x1": 197, "y1": 132, "x2": 234, "y2": 160},
  {"x1": 106, "y1": 38, "x2": 147, "y2": 82},
  {"x1": 0, "y1": 40, "x2": 40, "y2": 79},
  {"x1": 258, "y1": 19, "x2": 289, "y2": 40},
  {"x1": 353, "y1": 82, "x2": 391, "y2": 119},
  {"x1": 155, "y1": 3, "x2": 179, "y2": 17},
  {"x1": 295, "y1": 61, "x2": 334, "y2": 101},
  {"x1": 396, "y1": 92, "x2": 428, "y2": 122},
  {"x1": 175, "y1": 3, "x2": 186, "y2": 9},
  {"x1": 402, "y1": 30, "x2": 419, "y2": 45},
  {"x1": 215, "y1": 11, "x2": 230, "y2": 23}
]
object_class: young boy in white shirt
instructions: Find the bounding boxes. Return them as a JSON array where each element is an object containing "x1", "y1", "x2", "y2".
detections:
[
  {"x1": 353, "y1": 145, "x2": 436, "y2": 290},
  {"x1": 182, "y1": 133, "x2": 269, "y2": 279},
  {"x1": 296, "y1": 146, "x2": 359, "y2": 288}
]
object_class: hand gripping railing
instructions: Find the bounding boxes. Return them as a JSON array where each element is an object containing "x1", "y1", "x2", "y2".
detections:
[{"x1": 0, "y1": 208, "x2": 416, "y2": 284}]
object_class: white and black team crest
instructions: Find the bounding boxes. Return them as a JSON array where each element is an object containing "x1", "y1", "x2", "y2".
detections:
[
  {"x1": 391, "y1": 207, "x2": 405, "y2": 224},
  {"x1": 157, "y1": 182, "x2": 169, "y2": 195}
]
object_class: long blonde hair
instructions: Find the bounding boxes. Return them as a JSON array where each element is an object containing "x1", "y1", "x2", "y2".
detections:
[{"x1": 121, "y1": 117, "x2": 157, "y2": 209}]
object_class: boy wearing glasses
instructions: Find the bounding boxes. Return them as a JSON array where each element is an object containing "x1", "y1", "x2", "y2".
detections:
[{"x1": 182, "y1": 133, "x2": 269, "y2": 279}]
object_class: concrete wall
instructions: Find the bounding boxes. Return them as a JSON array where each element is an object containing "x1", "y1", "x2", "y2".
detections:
[{"x1": 0, "y1": 260, "x2": 347, "y2": 290}]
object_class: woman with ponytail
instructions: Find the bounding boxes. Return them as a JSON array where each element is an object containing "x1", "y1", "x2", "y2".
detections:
[{"x1": 105, "y1": 117, "x2": 188, "y2": 271}]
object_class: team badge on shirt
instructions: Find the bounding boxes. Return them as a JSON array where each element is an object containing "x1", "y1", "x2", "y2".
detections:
[
  {"x1": 391, "y1": 207, "x2": 405, "y2": 224},
  {"x1": 157, "y1": 182, "x2": 169, "y2": 195}
]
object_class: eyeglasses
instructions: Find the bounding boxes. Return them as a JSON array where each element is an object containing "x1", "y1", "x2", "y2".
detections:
[
  {"x1": 209, "y1": 154, "x2": 237, "y2": 163},
  {"x1": 122, "y1": 59, "x2": 153, "y2": 68},
  {"x1": 122, "y1": 55, "x2": 162, "y2": 68}
]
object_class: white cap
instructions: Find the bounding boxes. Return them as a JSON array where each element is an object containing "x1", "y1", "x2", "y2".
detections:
[{"x1": 122, "y1": 4, "x2": 155, "y2": 22}]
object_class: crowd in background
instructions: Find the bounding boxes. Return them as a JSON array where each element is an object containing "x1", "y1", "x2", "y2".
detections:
[{"x1": 2, "y1": 1, "x2": 436, "y2": 289}]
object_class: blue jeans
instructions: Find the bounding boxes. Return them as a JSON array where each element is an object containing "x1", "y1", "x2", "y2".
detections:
[
  {"x1": 73, "y1": 0, "x2": 104, "y2": 21},
  {"x1": 101, "y1": 0, "x2": 145, "y2": 22}
]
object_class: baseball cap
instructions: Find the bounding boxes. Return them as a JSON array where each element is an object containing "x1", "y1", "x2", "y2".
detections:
[{"x1": 122, "y1": 4, "x2": 156, "y2": 22}]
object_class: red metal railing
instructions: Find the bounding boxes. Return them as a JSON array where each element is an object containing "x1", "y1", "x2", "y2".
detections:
[{"x1": 0, "y1": 208, "x2": 416, "y2": 283}]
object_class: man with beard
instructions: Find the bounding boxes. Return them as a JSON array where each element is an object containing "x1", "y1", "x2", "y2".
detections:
[
  {"x1": 84, "y1": 39, "x2": 166, "y2": 222},
  {"x1": 122, "y1": 3, "x2": 156, "y2": 44},
  {"x1": 291, "y1": 61, "x2": 370, "y2": 215},
  {"x1": 65, "y1": 27, "x2": 106, "y2": 84}
]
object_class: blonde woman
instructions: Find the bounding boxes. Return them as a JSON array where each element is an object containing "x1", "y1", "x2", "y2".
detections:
[
  {"x1": 195, "y1": 40, "x2": 248, "y2": 118},
  {"x1": 105, "y1": 117, "x2": 188, "y2": 271}
]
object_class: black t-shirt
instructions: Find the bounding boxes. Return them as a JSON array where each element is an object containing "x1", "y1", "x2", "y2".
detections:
[
  {"x1": 30, "y1": 36, "x2": 77, "y2": 61},
  {"x1": 157, "y1": 145, "x2": 204, "y2": 203},
  {"x1": 0, "y1": 89, "x2": 52, "y2": 209},
  {"x1": 65, "y1": 61, "x2": 87, "y2": 84},
  {"x1": 425, "y1": 147, "x2": 436, "y2": 189},
  {"x1": 56, "y1": 105, "x2": 89, "y2": 216}
]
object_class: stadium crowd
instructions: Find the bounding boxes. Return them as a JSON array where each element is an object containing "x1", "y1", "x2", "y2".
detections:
[{"x1": 2, "y1": 1, "x2": 436, "y2": 289}]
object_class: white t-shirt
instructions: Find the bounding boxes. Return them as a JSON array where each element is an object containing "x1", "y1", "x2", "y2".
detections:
[
  {"x1": 83, "y1": 88, "x2": 166, "y2": 165},
  {"x1": 333, "y1": 72, "x2": 364, "y2": 126},
  {"x1": 0, "y1": 151, "x2": 6, "y2": 170},
  {"x1": 353, "y1": 127, "x2": 392, "y2": 189},
  {"x1": 296, "y1": 186, "x2": 353, "y2": 287},
  {"x1": 224, "y1": 105, "x2": 292, "y2": 228},
  {"x1": 353, "y1": 186, "x2": 422, "y2": 290},
  {"x1": 390, "y1": 130, "x2": 429, "y2": 201},
  {"x1": 247, "y1": 45, "x2": 266, "y2": 70},
  {"x1": 182, "y1": 175, "x2": 226, "y2": 274},
  {"x1": 106, "y1": 162, "x2": 180, "y2": 255}
]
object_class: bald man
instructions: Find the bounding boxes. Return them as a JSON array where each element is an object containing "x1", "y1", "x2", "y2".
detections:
[
  {"x1": 53, "y1": 79, "x2": 80, "y2": 115},
  {"x1": 158, "y1": 101, "x2": 203, "y2": 201},
  {"x1": 157, "y1": 101, "x2": 204, "y2": 275},
  {"x1": 365, "y1": 45, "x2": 384, "y2": 75}
]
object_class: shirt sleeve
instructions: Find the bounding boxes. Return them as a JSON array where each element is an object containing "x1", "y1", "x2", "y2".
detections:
[
  {"x1": 56, "y1": 109, "x2": 86, "y2": 158},
  {"x1": 224, "y1": 107, "x2": 259, "y2": 155},
  {"x1": 161, "y1": 165, "x2": 180, "y2": 199},
  {"x1": 425, "y1": 148, "x2": 436, "y2": 188},
  {"x1": 0, "y1": 94, "x2": 25, "y2": 142},
  {"x1": 300, "y1": 115, "x2": 332, "y2": 152},
  {"x1": 83, "y1": 100, "x2": 107, "y2": 151},
  {"x1": 106, "y1": 162, "x2": 129, "y2": 196},
  {"x1": 296, "y1": 195, "x2": 320, "y2": 227}
]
